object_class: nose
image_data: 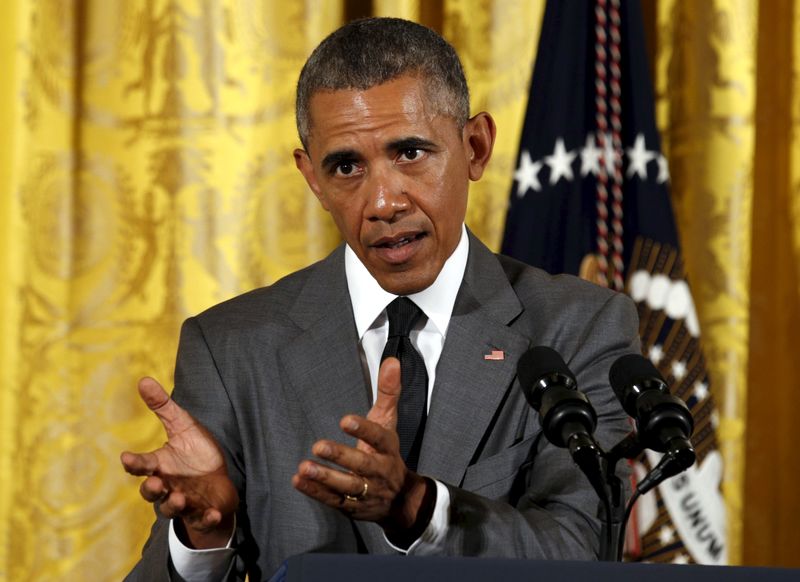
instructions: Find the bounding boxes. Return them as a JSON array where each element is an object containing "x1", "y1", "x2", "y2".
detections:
[{"x1": 364, "y1": 164, "x2": 411, "y2": 222}]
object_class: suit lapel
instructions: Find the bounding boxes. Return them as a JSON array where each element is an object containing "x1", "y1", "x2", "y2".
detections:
[
  {"x1": 278, "y1": 247, "x2": 387, "y2": 551},
  {"x1": 417, "y1": 234, "x2": 530, "y2": 486},
  {"x1": 280, "y1": 246, "x2": 371, "y2": 445}
]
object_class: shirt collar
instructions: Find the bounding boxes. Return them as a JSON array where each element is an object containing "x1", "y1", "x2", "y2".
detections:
[{"x1": 345, "y1": 224, "x2": 469, "y2": 339}]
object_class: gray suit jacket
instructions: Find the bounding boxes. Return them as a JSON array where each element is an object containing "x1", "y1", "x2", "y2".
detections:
[{"x1": 127, "y1": 232, "x2": 639, "y2": 581}]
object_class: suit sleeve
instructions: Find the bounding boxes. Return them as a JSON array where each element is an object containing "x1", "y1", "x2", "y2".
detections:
[
  {"x1": 124, "y1": 317, "x2": 249, "y2": 582},
  {"x1": 439, "y1": 291, "x2": 639, "y2": 559}
]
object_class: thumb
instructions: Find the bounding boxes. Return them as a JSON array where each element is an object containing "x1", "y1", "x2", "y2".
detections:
[
  {"x1": 367, "y1": 357, "x2": 401, "y2": 431},
  {"x1": 138, "y1": 376, "x2": 194, "y2": 438}
]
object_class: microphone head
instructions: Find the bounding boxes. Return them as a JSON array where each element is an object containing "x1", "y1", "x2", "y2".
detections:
[
  {"x1": 608, "y1": 353, "x2": 668, "y2": 416},
  {"x1": 517, "y1": 346, "x2": 576, "y2": 411}
]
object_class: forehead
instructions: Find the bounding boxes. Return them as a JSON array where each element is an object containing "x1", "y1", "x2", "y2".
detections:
[{"x1": 305, "y1": 76, "x2": 456, "y2": 151}]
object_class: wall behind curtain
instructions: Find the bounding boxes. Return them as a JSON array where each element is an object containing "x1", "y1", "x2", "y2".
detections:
[{"x1": 2, "y1": 1, "x2": 799, "y2": 580}]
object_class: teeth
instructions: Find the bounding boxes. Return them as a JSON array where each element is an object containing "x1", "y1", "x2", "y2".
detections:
[{"x1": 388, "y1": 237, "x2": 410, "y2": 248}]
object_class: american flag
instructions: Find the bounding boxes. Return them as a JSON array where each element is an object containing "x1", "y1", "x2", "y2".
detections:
[{"x1": 501, "y1": 0, "x2": 726, "y2": 565}]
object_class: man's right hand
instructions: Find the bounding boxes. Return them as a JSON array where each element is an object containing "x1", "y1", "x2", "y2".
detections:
[{"x1": 120, "y1": 377, "x2": 239, "y2": 549}]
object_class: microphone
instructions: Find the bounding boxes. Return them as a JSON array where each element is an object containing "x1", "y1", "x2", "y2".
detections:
[
  {"x1": 517, "y1": 347, "x2": 601, "y2": 468},
  {"x1": 608, "y1": 354, "x2": 696, "y2": 479}
]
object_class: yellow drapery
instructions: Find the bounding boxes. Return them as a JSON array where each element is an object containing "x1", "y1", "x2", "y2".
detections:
[
  {"x1": 654, "y1": 0, "x2": 800, "y2": 565},
  {"x1": 0, "y1": 1, "x2": 344, "y2": 579},
  {"x1": 654, "y1": 0, "x2": 756, "y2": 565},
  {"x1": 2, "y1": 1, "x2": 800, "y2": 579}
]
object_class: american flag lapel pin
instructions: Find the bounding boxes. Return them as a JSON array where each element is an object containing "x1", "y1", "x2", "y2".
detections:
[{"x1": 484, "y1": 349, "x2": 505, "y2": 361}]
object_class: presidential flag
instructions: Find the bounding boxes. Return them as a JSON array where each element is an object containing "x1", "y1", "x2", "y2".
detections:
[{"x1": 502, "y1": 0, "x2": 726, "y2": 564}]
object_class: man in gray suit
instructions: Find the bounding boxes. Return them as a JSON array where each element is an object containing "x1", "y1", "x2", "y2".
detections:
[{"x1": 122, "y1": 17, "x2": 638, "y2": 581}]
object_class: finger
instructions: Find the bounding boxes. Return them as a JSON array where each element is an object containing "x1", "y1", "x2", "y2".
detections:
[
  {"x1": 312, "y1": 437, "x2": 382, "y2": 476},
  {"x1": 140, "y1": 475, "x2": 168, "y2": 502},
  {"x1": 341, "y1": 415, "x2": 398, "y2": 457},
  {"x1": 120, "y1": 450, "x2": 160, "y2": 476},
  {"x1": 200, "y1": 507, "x2": 223, "y2": 529},
  {"x1": 158, "y1": 490, "x2": 187, "y2": 519},
  {"x1": 297, "y1": 460, "x2": 368, "y2": 496},
  {"x1": 137, "y1": 377, "x2": 194, "y2": 438},
  {"x1": 368, "y1": 358, "x2": 401, "y2": 431},
  {"x1": 292, "y1": 473, "x2": 357, "y2": 511}
]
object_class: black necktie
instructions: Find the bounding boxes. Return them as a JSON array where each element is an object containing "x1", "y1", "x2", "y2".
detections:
[{"x1": 381, "y1": 297, "x2": 428, "y2": 471}]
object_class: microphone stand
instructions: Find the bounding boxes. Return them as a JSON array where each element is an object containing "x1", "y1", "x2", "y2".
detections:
[
  {"x1": 598, "y1": 473, "x2": 625, "y2": 562},
  {"x1": 571, "y1": 432, "x2": 644, "y2": 561},
  {"x1": 603, "y1": 433, "x2": 645, "y2": 561},
  {"x1": 578, "y1": 431, "x2": 694, "y2": 561}
]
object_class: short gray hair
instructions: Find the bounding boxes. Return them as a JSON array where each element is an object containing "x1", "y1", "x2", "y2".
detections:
[{"x1": 296, "y1": 17, "x2": 470, "y2": 149}]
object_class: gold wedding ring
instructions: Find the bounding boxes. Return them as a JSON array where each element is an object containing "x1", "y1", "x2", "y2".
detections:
[{"x1": 343, "y1": 477, "x2": 369, "y2": 502}]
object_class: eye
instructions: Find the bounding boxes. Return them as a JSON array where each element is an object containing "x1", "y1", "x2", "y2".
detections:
[
  {"x1": 398, "y1": 148, "x2": 424, "y2": 162},
  {"x1": 333, "y1": 161, "x2": 361, "y2": 177}
]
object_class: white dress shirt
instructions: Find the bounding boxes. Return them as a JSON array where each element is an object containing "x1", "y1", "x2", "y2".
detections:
[{"x1": 169, "y1": 225, "x2": 469, "y2": 579}]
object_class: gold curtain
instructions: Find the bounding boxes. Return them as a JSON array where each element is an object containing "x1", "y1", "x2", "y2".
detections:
[
  {"x1": 3, "y1": 1, "x2": 800, "y2": 579},
  {"x1": 743, "y1": 0, "x2": 800, "y2": 567},
  {"x1": 653, "y1": 0, "x2": 800, "y2": 567},
  {"x1": 653, "y1": 0, "x2": 756, "y2": 565},
  {"x1": 0, "y1": 1, "x2": 343, "y2": 579}
]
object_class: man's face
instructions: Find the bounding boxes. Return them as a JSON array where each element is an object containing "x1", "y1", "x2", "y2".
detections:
[{"x1": 294, "y1": 75, "x2": 495, "y2": 295}]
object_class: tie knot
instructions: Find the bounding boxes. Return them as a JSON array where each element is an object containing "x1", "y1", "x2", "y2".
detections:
[{"x1": 386, "y1": 297, "x2": 423, "y2": 338}]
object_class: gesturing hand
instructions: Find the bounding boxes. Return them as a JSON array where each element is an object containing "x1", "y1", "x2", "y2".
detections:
[
  {"x1": 120, "y1": 377, "x2": 239, "y2": 549},
  {"x1": 292, "y1": 358, "x2": 433, "y2": 540}
]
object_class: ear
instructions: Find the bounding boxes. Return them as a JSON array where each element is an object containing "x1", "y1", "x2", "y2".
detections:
[
  {"x1": 463, "y1": 112, "x2": 497, "y2": 181},
  {"x1": 293, "y1": 148, "x2": 328, "y2": 210}
]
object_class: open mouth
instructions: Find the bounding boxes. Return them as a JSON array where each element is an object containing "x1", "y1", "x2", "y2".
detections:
[
  {"x1": 371, "y1": 231, "x2": 428, "y2": 263},
  {"x1": 376, "y1": 232, "x2": 427, "y2": 249}
]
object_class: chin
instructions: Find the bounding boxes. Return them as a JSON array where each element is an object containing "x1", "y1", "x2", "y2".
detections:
[{"x1": 377, "y1": 273, "x2": 433, "y2": 296}]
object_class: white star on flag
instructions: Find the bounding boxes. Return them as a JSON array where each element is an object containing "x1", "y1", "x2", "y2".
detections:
[
  {"x1": 671, "y1": 360, "x2": 687, "y2": 381},
  {"x1": 648, "y1": 344, "x2": 664, "y2": 364},
  {"x1": 656, "y1": 154, "x2": 670, "y2": 183},
  {"x1": 514, "y1": 150, "x2": 543, "y2": 198},
  {"x1": 545, "y1": 138, "x2": 577, "y2": 184},
  {"x1": 580, "y1": 134, "x2": 601, "y2": 176},
  {"x1": 694, "y1": 381, "x2": 709, "y2": 401},
  {"x1": 626, "y1": 133, "x2": 656, "y2": 179}
]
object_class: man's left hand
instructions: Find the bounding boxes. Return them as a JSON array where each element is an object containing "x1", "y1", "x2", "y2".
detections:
[{"x1": 291, "y1": 357, "x2": 432, "y2": 535}]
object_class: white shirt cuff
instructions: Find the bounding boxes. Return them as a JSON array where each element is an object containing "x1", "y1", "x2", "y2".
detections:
[
  {"x1": 168, "y1": 517, "x2": 236, "y2": 582},
  {"x1": 385, "y1": 479, "x2": 450, "y2": 555}
]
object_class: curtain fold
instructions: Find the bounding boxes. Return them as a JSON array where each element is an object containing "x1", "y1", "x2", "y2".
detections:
[
  {"x1": 373, "y1": 0, "x2": 420, "y2": 20},
  {"x1": 742, "y1": 0, "x2": 800, "y2": 567},
  {"x1": 654, "y1": 0, "x2": 757, "y2": 564},
  {"x1": 0, "y1": 2, "x2": 24, "y2": 578}
]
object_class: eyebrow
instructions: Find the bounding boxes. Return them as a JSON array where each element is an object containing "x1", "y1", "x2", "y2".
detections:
[
  {"x1": 387, "y1": 136, "x2": 438, "y2": 152},
  {"x1": 321, "y1": 149, "x2": 360, "y2": 172}
]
